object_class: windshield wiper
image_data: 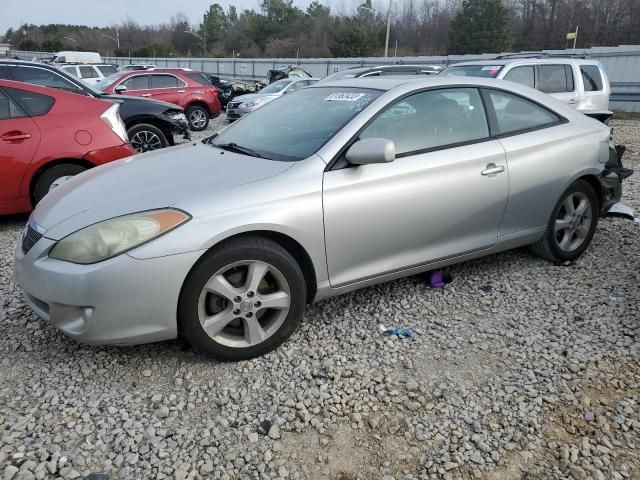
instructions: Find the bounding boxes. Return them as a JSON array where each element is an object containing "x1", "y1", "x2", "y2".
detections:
[{"x1": 214, "y1": 142, "x2": 265, "y2": 159}]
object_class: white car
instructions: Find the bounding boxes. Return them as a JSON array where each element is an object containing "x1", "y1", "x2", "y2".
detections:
[
  {"x1": 440, "y1": 56, "x2": 612, "y2": 122},
  {"x1": 226, "y1": 78, "x2": 318, "y2": 120},
  {"x1": 58, "y1": 64, "x2": 119, "y2": 86}
]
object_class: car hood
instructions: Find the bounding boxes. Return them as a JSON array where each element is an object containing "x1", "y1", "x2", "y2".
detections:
[
  {"x1": 100, "y1": 93, "x2": 183, "y2": 112},
  {"x1": 33, "y1": 142, "x2": 295, "y2": 240},
  {"x1": 232, "y1": 93, "x2": 279, "y2": 104}
]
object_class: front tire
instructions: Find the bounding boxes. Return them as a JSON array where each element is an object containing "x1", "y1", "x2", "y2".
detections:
[
  {"x1": 127, "y1": 124, "x2": 168, "y2": 153},
  {"x1": 186, "y1": 105, "x2": 210, "y2": 131},
  {"x1": 33, "y1": 164, "x2": 88, "y2": 205},
  {"x1": 179, "y1": 236, "x2": 306, "y2": 361},
  {"x1": 529, "y1": 179, "x2": 598, "y2": 262}
]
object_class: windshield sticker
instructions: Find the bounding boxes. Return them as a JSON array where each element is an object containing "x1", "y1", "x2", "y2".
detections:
[
  {"x1": 481, "y1": 66, "x2": 500, "y2": 71},
  {"x1": 324, "y1": 92, "x2": 366, "y2": 102}
]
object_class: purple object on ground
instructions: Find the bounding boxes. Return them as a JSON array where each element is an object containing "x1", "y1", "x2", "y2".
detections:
[{"x1": 430, "y1": 269, "x2": 446, "y2": 288}]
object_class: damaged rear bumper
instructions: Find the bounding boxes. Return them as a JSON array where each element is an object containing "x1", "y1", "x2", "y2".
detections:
[{"x1": 600, "y1": 144, "x2": 635, "y2": 220}]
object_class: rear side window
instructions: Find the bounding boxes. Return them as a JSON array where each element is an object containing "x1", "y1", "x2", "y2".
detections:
[
  {"x1": 0, "y1": 89, "x2": 27, "y2": 119},
  {"x1": 503, "y1": 66, "x2": 535, "y2": 88},
  {"x1": 5, "y1": 87, "x2": 54, "y2": 117},
  {"x1": 79, "y1": 66, "x2": 98, "y2": 79},
  {"x1": 122, "y1": 75, "x2": 149, "y2": 90},
  {"x1": 538, "y1": 64, "x2": 574, "y2": 93},
  {"x1": 486, "y1": 90, "x2": 560, "y2": 135},
  {"x1": 185, "y1": 72, "x2": 211, "y2": 85},
  {"x1": 581, "y1": 65, "x2": 604, "y2": 91},
  {"x1": 150, "y1": 74, "x2": 182, "y2": 88},
  {"x1": 11, "y1": 66, "x2": 84, "y2": 92},
  {"x1": 97, "y1": 65, "x2": 117, "y2": 76}
]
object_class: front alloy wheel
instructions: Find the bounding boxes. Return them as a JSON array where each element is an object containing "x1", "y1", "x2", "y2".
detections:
[
  {"x1": 198, "y1": 260, "x2": 291, "y2": 348},
  {"x1": 179, "y1": 236, "x2": 306, "y2": 361}
]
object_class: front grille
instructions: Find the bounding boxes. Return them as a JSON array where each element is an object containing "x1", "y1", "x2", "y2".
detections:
[{"x1": 22, "y1": 225, "x2": 43, "y2": 254}]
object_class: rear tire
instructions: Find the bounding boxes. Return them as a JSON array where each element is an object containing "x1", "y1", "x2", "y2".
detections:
[
  {"x1": 186, "y1": 105, "x2": 210, "y2": 131},
  {"x1": 529, "y1": 179, "x2": 598, "y2": 262},
  {"x1": 33, "y1": 164, "x2": 87, "y2": 205},
  {"x1": 179, "y1": 236, "x2": 306, "y2": 361},
  {"x1": 127, "y1": 123, "x2": 168, "y2": 153}
]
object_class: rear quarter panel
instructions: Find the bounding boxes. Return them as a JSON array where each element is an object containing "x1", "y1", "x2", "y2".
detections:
[{"x1": 498, "y1": 117, "x2": 609, "y2": 237}]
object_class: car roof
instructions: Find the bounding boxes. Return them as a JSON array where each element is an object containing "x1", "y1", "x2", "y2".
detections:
[
  {"x1": 309, "y1": 75, "x2": 554, "y2": 93},
  {"x1": 449, "y1": 57, "x2": 601, "y2": 67}
]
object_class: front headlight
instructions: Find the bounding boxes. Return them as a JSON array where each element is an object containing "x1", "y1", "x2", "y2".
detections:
[
  {"x1": 166, "y1": 111, "x2": 187, "y2": 122},
  {"x1": 49, "y1": 209, "x2": 190, "y2": 264},
  {"x1": 244, "y1": 98, "x2": 270, "y2": 108}
]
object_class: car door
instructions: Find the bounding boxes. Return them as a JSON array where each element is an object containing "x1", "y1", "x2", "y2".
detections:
[
  {"x1": 148, "y1": 74, "x2": 186, "y2": 106},
  {"x1": 0, "y1": 88, "x2": 40, "y2": 206},
  {"x1": 537, "y1": 64, "x2": 578, "y2": 107},
  {"x1": 323, "y1": 87, "x2": 509, "y2": 287},
  {"x1": 117, "y1": 74, "x2": 150, "y2": 97},
  {"x1": 78, "y1": 65, "x2": 100, "y2": 85},
  {"x1": 578, "y1": 64, "x2": 609, "y2": 112}
]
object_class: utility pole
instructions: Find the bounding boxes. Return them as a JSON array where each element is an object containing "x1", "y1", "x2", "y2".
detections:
[
  {"x1": 185, "y1": 30, "x2": 206, "y2": 56},
  {"x1": 573, "y1": 25, "x2": 579, "y2": 50},
  {"x1": 102, "y1": 27, "x2": 120, "y2": 49},
  {"x1": 384, "y1": 0, "x2": 392, "y2": 58}
]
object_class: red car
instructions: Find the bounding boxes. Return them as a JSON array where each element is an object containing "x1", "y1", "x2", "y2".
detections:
[
  {"x1": 0, "y1": 80, "x2": 135, "y2": 215},
  {"x1": 98, "y1": 69, "x2": 221, "y2": 131}
]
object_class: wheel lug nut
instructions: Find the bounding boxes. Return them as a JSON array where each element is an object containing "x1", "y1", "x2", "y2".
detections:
[
  {"x1": 254, "y1": 301, "x2": 261, "y2": 308},
  {"x1": 247, "y1": 291, "x2": 255, "y2": 298},
  {"x1": 234, "y1": 296, "x2": 242, "y2": 303},
  {"x1": 233, "y1": 309, "x2": 241, "y2": 315},
  {"x1": 246, "y1": 312, "x2": 253, "y2": 318}
]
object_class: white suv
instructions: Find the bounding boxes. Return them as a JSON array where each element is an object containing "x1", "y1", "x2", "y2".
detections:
[
  {"x1": 441, "y1": 56, "x2": 611, "y2": 122},
  {"x1": 57, "y1": 64, "x2": 119, "y2": 86}
]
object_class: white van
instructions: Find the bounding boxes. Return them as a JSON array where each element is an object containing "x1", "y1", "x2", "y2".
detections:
[
  {"x1": 52, "y1": 51, "x2": 102, "y2": 64},
  {"x1": 58, "y1": 64, "x2": 119, "y2": 85}
]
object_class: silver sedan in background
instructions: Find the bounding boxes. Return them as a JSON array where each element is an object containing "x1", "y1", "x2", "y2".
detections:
[
  {"x1": 226, "y1": 77, "x2": 318, "y2": 120},
  {"x1": 15, "y1": 77, "x2": 631, "y2": 361}
]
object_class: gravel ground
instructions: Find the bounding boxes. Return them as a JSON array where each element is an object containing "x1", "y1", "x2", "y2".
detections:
[{"x1": 0, "y1": 118, "x2": 638, "y2": 480}]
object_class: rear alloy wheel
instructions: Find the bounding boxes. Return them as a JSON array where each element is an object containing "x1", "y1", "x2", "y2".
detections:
[
  {"x1": 33, "y1": 164, "x2": 88, "y2": 205},
  {"x1": 529, "y1": 179, "x2": 598, "y2": 262},
  {"x1": 179, "y1": 237, "x2": 306, "y2": 361},
  {"x1": 186, "y1": 105, "x2": 209, "y2": 131},
  {"x1": 127, "y1": 124, "x2": 168, "y2": 153}
]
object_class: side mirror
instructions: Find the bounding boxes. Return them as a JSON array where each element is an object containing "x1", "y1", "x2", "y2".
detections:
[
  {"x1": 114, "y1": 85, "x2": 127, "y2": 94},
  {"x1": 345, "y1": 138, "x2": 395, "y2": 165}
]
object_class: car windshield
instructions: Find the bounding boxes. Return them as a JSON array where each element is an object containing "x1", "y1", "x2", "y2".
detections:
[
  {"x1": 207, "y1": 87, "x2": 382, "y2": 161},
  {"x1": 440, "y1": 65, "x2": 504, "y2": 78},
  {"x1": 260, "y1": 79, "x2": 292, "y2": 94},
  {"x1": 95, "y1": 73, "x2": 124, "y2": 91}
]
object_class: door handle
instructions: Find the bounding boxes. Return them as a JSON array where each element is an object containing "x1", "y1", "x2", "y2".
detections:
[
  {"x1": 1, "y1": 131, "x2": 31, "y2": 142},
  {"x1": 142, "y1": 93, "x2": 153, "y2": 97},
  {"x1": 568, "y1": 98, "x2": 578, "y2": 104},
  {"x1": 177, "y1": 90, "x2": 186, "y2": 93},
  {"x1": 481, "y1": 164, "x2": 505, "y2": 176}
]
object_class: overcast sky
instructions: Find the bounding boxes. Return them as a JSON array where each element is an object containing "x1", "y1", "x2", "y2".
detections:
[{"x1": 1, "y1": 0, "x2": 332, "y2": 35}]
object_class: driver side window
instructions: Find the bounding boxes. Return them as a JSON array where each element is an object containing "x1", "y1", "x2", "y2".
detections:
[{"x1": 359, "y1": 88, "x2": 489, "y2": 156}]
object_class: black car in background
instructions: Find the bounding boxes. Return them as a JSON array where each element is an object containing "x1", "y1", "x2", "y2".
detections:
[{"x1": 0, "y1": 60, "x2": 190, "y2": 153}]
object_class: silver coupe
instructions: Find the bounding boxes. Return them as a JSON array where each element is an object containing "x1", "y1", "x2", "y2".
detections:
[{"x1": 15, "y1": 77, "x2": 631, "y2": 360}]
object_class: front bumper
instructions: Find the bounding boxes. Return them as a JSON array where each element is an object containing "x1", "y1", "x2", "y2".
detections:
[
  {"x1": 161, "y1": 114, "x2": 191, "y2": 142},
  {"x1": 226, "y1": 103, "x2": 254, "y2": 120},
  {"x1": 14, "y1": 236, "x2": 203, "y2": 346}
]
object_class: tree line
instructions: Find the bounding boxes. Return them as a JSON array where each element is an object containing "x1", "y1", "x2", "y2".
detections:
[{"x1": 3, "y1": 0, "x2": 639, "y2": 58}]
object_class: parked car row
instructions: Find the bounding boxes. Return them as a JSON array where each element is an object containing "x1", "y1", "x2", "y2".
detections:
[{"x1": 9, "y1": 64, "x2": 633, "y2": 361}]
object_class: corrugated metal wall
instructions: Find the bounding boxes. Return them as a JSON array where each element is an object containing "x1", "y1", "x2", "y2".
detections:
[{"x1": 7, "y1": 46, "x2": 640, "y2": 112}]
